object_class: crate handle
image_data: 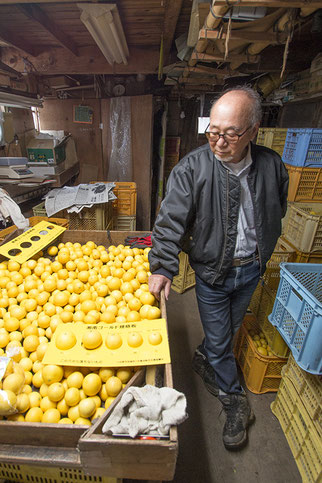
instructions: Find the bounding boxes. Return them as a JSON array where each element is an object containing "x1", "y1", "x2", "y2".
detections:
[{"x1": 291, "y1": 287, "x2": 303, "y2": 303}]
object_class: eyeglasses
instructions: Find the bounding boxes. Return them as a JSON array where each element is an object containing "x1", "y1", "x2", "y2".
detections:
[{"x1": 204, "y1": 124, "x2": 252, "y2": 144}]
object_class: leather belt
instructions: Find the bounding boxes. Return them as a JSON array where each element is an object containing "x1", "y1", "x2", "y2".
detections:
[{"x1": 232, "y1": 252, "x2": 259, "y2": 267}]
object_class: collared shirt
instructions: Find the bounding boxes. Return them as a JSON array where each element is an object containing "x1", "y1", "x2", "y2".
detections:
[{"x1": 223, "y1": 145, "x2": 257, "y2": 258}]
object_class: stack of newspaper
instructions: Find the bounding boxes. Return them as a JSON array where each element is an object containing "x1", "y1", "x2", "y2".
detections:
[{"x1": 44, "y1": 183, "x2": 116, "y2": 217}]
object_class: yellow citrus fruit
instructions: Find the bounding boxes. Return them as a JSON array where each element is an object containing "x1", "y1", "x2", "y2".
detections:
[
  {"x1": 3, "y1": 372, "x2": 25, "y2": 394},
  {"x1": 42, "y1": 408, "x2": 60, "y2": 423},
  {"x1": 42, "y1": 365, "x2": 64, "y2": 385},
  {"x1": 139, "y1": 292, "x2": 155, "y2": 306},
  {"x1": 32, "y1": 370, "x2": 44, "y2": 388},
  {"x1": 148, "y1": 332, "x2": 163, "y2": 345},
  {"x1": 105, "y1": 396, "x2": 116, "y2": 409},
  {"x1": 23, "y1": 334, "x2": 39, "y2": 352},
  {"x1": 98, "y1": 368, "x2": 114, "y2": 383},
  {"x1": 22, "y1": 384, "x2": 32, "y2": 394},
  {"x1": 60, "y1": 310, "x2": 73, "y2": 323},
  {"x1": 55, "y1": 330, "x2": 77, "y2": 350},
  {"x1": 38, "y1": 313, "x2": 51, "y2": 329},
  {"x1": 47, "y1": 246, "x2": 58, "y2": 256},
  {"x1": 116, "y1": 368, "x2": 132, "y2": 384},
  {"x1": 25, "y1": 406, "x2": 43, "y2": 422},
  {"x1": 67, "y1": 371, "x2": 83, "y2": 389},
  {"x1": 59, "y1": 417, "x2": 73, "y2": 424},
  {"x1": 16, "y1": 393, "x2": 30, "y2": 413},
  {"x1": 7, "y1": 413, "x2": 24, "y2": 422},
  {"x1": 53, "y1": 291, "x2": 69, "y2": 307},
  {"x1": 9, "y1": 305, "x2": 26, "y2": 320},
  {"x1": 57, "y1": 398, "x2": 69, "y2": 416},
  {"x1": 40, "y1": 396, "x2": 57, "y2": 412},
  {"x1": 82, "y1": 373, "x2": 102, "y2": 396},
  {"x1": 146, "y1": 306, "x2": 161, "y2": 320},
  {"x1": 92, "y1": 407, "x2": 105, "y2": 421},
  {"x1": 127, "y1": 332, "x2": 143, "y2": 348},
  {"x1": 39, "y1": 383, "x2": 49, "y2": 398},
  {"x1": 126, "y1": 311, "x2": 141, "y2": 322},
  {"x1": 105, "y1": 376, "x2": 122, "y2": 397},
  {"x1": 29, "y1": 391, "x2": 42, "y2": 408},
  {"x1": 47, "y1": 382, "x2": 65, "y2": 402},
  {"x1": 67, "y1": 404, "x2": 80, "y2": 422},
  {"x1": 74, "y1": 417, "x2": 91, "y2": 426},
  {"x1": 82, "y1": 330, "x2": 102, "y2": 350},
  {"x1": 105, "y1": 333, "x2": 122, "y2": 350},
  {"x1": 100, "y1": 311, "x2": 115, "y2": 324},
  {"x1": 64, "y1": 387, "x2": 80, "y2": 407},
  {"x1": 36, "y1": 342, "x2": 48, "y2": 361},
  {"x1": 78, "y1": 397, "x2": 96, "y2": 418},
  {"x1": 4, "y1": 317, "x2": 20, "y2": 332},
  {"x1": 0, "y1": 331, "x2": 9, "y2": 348}
]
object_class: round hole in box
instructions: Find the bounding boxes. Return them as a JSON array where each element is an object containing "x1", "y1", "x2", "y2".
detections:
[
  {"x1": 31, "y1": 236, "x2": 40, "y2": 241},
  {"x1": 8, "y1": 248, "x2": 22, "y2": 256},
  {"x1": 20, "y1": 242, "x2": 32, "y2": 248},
  {"x1": 39, "y1": 230, "x2": 48, "y2": 236}
]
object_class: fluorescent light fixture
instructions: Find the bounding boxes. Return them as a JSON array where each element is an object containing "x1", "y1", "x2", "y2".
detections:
[
  {"x1": 0, "y1": 92, "x2": 43, "y2": 109},
  {"x1": 78, "y1": 3, "x2": 129, "y2": 65}
]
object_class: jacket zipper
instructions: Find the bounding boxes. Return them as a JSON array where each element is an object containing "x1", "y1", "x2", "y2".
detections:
[
  {"x1": 247, "y1": 175, "x2": 262, "y2": 272},
  {"x1": 213, "y1": 169, "x2": 229, "y2": 284}
]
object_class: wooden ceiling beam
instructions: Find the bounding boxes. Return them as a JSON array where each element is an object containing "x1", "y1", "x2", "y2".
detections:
[
  {"x1": 0, "y1": 60, "x2": 22, "y2": 78},
  {"x1": 184, "y1": 65, "x2": 240, "y2": 76},
  {"x1": 199, "y1": 28, "x2": 287, "y2": 43},
  {"x1": 191, "y1": 52, "x2": 260, "y2": 63},
  {"x1": 1, "y1": 46, "x2": 160, "y2": 75},
  {"x1": 179, "y1": 76, "x2": 225, "y2": 85},
  {"x1": 0, "y1": 28, "x2": 36, "y2": 56},
  {"x1": 17, "y1": 4, "x2": 79, "y2": 57},
  {"x1": 162, "y1": 0, "x2": 185, "y2": 64}
]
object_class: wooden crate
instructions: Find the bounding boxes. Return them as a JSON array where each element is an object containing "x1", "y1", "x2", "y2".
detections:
[
  {"x1": 0, "y1": 231, "x2": 178, "y2": 481},
  {"x1": 172, "y1": 252, "x2": 195, "y2": 294}
]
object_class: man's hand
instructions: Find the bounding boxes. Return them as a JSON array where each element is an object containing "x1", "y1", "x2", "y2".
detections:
[{"x1": 148, "y1": 274, "x2": 172, "y2": 301}]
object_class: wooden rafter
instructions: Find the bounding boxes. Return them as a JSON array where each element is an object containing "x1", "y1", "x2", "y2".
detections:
[
  {"x1": 179, "y1": 76, "x2": 225, "y2": 85},
  {"x1": 0, "y1": 60, "x2": 22, "y2": 78},
  {"x1": 0, "y1": 28, "x2": 36, "y2": 56},
  {"x1": 199, "y1": 28, "x2": 287, "y2": 43},
  {"x1": 184, "y1": 65, "x2": 240, "y2": 76},
  {"x1": 192, "y1": 0, "x2": 322, "y2": 6},
  {"x1": 191, "y1": 52, "x2": 260, "y2": 63},
  {"x1": 162, "y1": 0, "x2": 185, "y2": 64},
  {"x1": 17, "y1": 4, "x2": 79, "y2": 57}
]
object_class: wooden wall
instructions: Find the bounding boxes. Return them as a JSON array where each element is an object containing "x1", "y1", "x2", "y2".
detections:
[
  {"x1": 39, "y1": 95, "x2": 153, "y2": 230},
  {"x1": 39, "y1": 99, "x2": 103, "y2": 181}
]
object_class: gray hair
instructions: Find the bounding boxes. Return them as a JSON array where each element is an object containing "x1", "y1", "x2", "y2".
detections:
[{"x1": 211, "y1": 85, "x2": 262, "y2": 126}]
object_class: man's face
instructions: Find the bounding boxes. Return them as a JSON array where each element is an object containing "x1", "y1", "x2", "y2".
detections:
[{"x1": 208, "y1": 93, "x2": 259, "y2": 163}]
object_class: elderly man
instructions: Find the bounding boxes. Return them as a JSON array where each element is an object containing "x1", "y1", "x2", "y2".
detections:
[{"x1": 148, "y1": 86, "x2": 289, "y2": 450}]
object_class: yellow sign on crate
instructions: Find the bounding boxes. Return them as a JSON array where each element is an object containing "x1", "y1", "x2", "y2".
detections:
[
  {"x1": 43, "y1": 319, "x2": 171, "y2": 367},
  {"x1": 0, "y1": 221, "x2": 66, "y2": 263}
]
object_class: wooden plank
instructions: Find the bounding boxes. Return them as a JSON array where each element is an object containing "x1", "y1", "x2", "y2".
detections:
[
  {"x1": 179, "y1": 76, "x2": 224, "y2": 85},
  {"x1": 192, "y1": 0, "x2": 322, "y2": 5},
  {"x1": 1, "y1": 46, "x2": 160, "y2": 75},
  {"x1": 183, "y1": 65, "x2": 237, "y2": 76},
  {"x1": 199, "y1": 28, "x2": 287, "y2": 43},
  {"x1": 17, "y1": 4, "x2": 79, "y2": 56},
  {"x1": 162, "y1": 0, "x2": 185, "y2": 64},
  {"x1": 191, "y1": 51, "x2": 260, "y2": 63},
  {"x1": 0, "y1": 60, "x2": 21, "y2": 77},
  {"x1": 0, "y1": 444, "x2": 81, "y2": 468},
  {"x1": 0, "y1": 28, "x2": 36, "y2": 56}
]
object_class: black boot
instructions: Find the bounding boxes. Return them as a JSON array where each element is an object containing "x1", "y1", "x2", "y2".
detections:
[
  {"x1": 218, "y1": 393, "x2": 255, "y2": 450},
  {"x1": 192, "y1": 346, "x2": 219, "y2": 397}
]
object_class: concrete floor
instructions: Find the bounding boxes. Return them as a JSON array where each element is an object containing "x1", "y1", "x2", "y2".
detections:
[{"x1": 166, "y1": 288, "x2": 301, "y2": 483}]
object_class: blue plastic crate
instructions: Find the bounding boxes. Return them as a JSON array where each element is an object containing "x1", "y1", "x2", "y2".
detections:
[
  {"x1": 282, "y1": 128, "x2": 322, "y2": 167},
  {"x1": 268, "y1": 263, "x2": 322, "y2": 375}
]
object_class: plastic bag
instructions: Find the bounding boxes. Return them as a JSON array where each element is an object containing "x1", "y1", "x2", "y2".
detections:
[{"x1": 0, "y1": 356, "x2": 25, "y2": 415}]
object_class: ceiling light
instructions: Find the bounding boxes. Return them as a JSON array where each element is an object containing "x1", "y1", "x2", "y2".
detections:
[
  {"x1": 78, "y1": 3, "x2": 129, "y2": 65},
  {"x1": 0, "y1": 91, "x2": 43, "y2": 109}
]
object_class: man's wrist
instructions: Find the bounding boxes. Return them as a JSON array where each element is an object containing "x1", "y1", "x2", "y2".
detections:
[{"x1": 152, "y1": 267, "x2": 173, "y2": 281}]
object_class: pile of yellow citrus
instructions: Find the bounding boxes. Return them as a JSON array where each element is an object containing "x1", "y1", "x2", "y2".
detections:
[
  {"x1": 0, "y1": 241, "x2": 158, "y2": 424},
  {"x1": 248, "y1": 329, "x2": 274, "y2": 357}
]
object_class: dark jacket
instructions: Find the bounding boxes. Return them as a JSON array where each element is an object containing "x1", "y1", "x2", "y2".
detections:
[{"x1": 149, "y1": 142, "x2": 289, "y2": 286}]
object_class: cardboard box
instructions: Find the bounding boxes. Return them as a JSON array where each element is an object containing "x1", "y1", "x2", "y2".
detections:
[{"x1": 27, "y1": 136, "x2": 74, "y2": 166}]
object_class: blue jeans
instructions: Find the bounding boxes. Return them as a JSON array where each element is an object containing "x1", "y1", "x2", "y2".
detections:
[{"x1": 195, "y1": 259, "x2": 260, "y2": 394}]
